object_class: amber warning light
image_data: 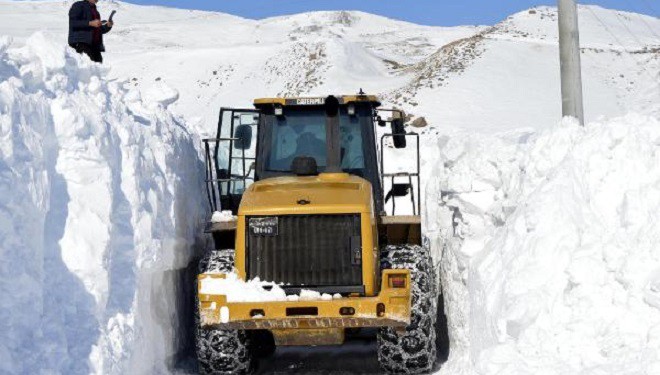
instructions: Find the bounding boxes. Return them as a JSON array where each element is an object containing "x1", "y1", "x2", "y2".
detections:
[{"x1": 388, "y1": 274, "x2": 407, "y2": 288}]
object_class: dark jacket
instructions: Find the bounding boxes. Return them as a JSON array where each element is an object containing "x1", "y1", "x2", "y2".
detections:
[{"x1": 68, "y1": 1, "x2": 112, "y2": 51}]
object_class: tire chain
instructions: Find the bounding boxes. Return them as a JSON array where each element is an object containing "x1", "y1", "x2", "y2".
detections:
[
  {"x1": 195, "y1": 250, "x2": 254, "y2": 375},
  {"x1": 377, "y1": 244, "x2": 438, "y2": 374}
]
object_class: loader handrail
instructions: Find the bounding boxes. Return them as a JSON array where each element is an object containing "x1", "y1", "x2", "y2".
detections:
[
  {"x1": 203, "y1": 137, "x2": 254, "y2": 213},
  {"x1": 380, "y1": 133, "x2": 421, "y2": 216},
  {"x1": 203, "y1": 139, "x2": 219, "y2": 212}
]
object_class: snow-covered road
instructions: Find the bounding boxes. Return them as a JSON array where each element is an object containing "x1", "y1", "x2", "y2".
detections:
[
  {"x1": 257, "y1": 337, "x2": 382, "y2": 374},
  {"x1": 172, "y1": 332, "x2": 387, "y2": 374}
]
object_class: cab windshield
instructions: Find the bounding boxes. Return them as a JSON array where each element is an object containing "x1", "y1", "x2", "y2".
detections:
[{"x1": 264, "y1": 107, "x2": 366, "y2": 174}]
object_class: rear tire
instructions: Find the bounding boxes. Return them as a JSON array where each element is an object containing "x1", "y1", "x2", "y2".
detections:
[
  {"x1": 195, "y1": 250, "x2": 255, "y2": 375},
  {"x1": 250, "y1": 330, "x2": 276, "y2": 358},
  {"x1": 377, "y1": 244, "x2": 438, "y2": 374},
  {"x1": 436, "y1": 291, "x2": 450, "y2": 362}
]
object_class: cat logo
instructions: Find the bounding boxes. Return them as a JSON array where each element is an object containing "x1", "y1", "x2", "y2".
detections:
[{"x1": 296, "y1": 98, "x2": 324, "y2": 105}]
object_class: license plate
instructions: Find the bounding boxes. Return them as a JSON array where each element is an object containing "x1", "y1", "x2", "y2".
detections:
[{"x1": 249, "y1": 217, "x2": 279, "y2": 236}]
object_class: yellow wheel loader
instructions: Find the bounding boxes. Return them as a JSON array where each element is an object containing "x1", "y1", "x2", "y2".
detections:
[{"x1": 195, "y1": 94, "x2": 444, "y2": 374}]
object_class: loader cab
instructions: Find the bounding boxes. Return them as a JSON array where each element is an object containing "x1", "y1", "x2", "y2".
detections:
[
  {"x1": 203, "y1": 94, "x2": 420, "y2": 224},
  {"x1": 254, "y1": 97, "x2": 385, "y2": 211}
]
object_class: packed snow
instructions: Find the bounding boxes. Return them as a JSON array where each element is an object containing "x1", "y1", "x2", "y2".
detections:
[
  {"x1": 0, "y1": 1, "x2": 658, "y2": 374},
  {"x1": 210, "y1": 210, "x2": 235, "y2": 223},
  {"x1": 0, "y1": 33, "x2": 204, "y2": 374},
  {"x1": 426, "y1": 114, "x2": 660, "y2": 374},
  {"x1": 142, "y1": 81, "x2": 180, "y2": 108}
]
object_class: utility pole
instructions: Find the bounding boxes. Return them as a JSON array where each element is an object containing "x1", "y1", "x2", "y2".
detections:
[{"x1": 558, "y1": 0, "x2": 585, "y2": 125}]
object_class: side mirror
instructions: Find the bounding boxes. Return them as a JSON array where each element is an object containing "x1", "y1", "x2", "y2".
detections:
[
  {"x1": 391, "y1": 118, "x2": 407, "y2": 148},
  {"x1": 233, "y1": 124, "x2": 253, "y2": 150}
]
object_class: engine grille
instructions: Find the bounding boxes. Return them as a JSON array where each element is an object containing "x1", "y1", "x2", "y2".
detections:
[{"x1": 246, "y1": 214, "x2": 363, "y2": 288}]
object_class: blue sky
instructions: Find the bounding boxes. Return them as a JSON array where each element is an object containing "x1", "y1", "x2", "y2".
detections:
[{"x1": 123, "y1": 0, "x2": 658, "y2": 26}]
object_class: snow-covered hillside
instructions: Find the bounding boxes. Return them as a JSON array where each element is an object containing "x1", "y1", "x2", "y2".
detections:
[
  {"x1": 0, "y1": 0, "x2": 483, "y2": 136},
  {"x1": 395, "y1": 6, "x2": 659, "y2": 133},
  {"x1": 0, "y1": 1, "x2": 658, "y2": 374},
  {"x1": 1, "y1": 1, "x2": 656, "y2": 136}
]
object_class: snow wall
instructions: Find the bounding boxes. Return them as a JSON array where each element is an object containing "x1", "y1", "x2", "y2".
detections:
[
  {"x1": 0, "y1": 34, "x2": 205, "y2": 374},
  {"x1": 427, "y1": 114, "x2": 660, "y2": 374}
]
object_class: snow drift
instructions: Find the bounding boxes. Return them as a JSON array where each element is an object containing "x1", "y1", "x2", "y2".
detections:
[
  {"x1": 427, "y1": 114, "x2": 660, "y2": 374},
  {"x1": 0, "y1": 33, "x2": 204, "y2": 374}
]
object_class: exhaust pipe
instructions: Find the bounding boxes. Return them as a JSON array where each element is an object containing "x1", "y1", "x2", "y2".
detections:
[{"x1": 324, "y1": 96, "x2": 341, "y2": 173}]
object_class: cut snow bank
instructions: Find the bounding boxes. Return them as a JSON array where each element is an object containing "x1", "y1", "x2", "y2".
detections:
[
  {"x1": 0, "y1": 33, "x2": 204, "y2": 374},
  {"x1": 427, "y1": 114, "x2": 660, "y2": 374}
]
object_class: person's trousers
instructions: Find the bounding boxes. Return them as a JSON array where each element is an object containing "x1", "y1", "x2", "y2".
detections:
[{"x1": 70, "y1": 43, "x2": 103, "y2": 63}]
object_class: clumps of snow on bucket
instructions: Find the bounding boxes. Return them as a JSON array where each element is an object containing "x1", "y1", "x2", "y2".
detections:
[
  {"x1": 427, "y1": 114, "x2": 660, "y2": 374},
  {"x1": 0, "y1": 33, "x2": 204, "y2": 374},
  {"x1": 200, "y1": 273, "x2": 287, "y2": 302},
  {"x1": 211, "y1": 210, "x2": 236, "y2": 223},
  {"x1": 200, "y1": 273, "x2": 342, "y2": 302}
]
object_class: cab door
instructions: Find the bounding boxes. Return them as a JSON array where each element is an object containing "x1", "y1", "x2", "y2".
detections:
[{"x1": 204, "y1": 108, "x2": 260, "y2": 213}]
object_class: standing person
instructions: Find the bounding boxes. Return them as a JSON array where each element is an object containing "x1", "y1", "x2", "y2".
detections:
[{"x1": 68, "y1": 0, "x2": 114, "y2": 63}]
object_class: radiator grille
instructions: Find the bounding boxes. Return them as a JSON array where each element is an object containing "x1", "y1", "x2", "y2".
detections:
[{"x1": 246, "y1": 214, "x2": 362, "y2": 287}]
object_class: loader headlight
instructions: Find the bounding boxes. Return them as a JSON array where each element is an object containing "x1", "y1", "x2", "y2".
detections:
[
  {"x1": 339, "y1": 307, "x2": 355, "y2": 316},
  {"x1": 377, "y1": 303, "x2": 386, "y2": 317}
]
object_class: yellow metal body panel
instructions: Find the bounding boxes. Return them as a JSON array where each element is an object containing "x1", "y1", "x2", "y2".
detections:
[
  {"x1": 198, "y1": 269, "x2": 411, "y2": 346},
  {"x1": 253, "y1": 97, "x2": 286, "y2": 106},
  {"x1": 253, "y1": 95, "x2": 381, "y2": 107},
  {"x1": 341, "y1": 95, "x2": 381, "y2": 105},
  {"x1": 235, "y1": 173, "x2": 380, "y2": 296},
  {"x1": 271, "y1": 328, "x2": 345, "y2": 346},
  {"x1": 239, "y1": 173, "x2": 372, "y2": 215}
]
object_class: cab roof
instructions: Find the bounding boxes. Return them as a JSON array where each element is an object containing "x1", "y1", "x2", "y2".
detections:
[{"x1": 253, "y1": 95, "x2": 381, "y2": 108}]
